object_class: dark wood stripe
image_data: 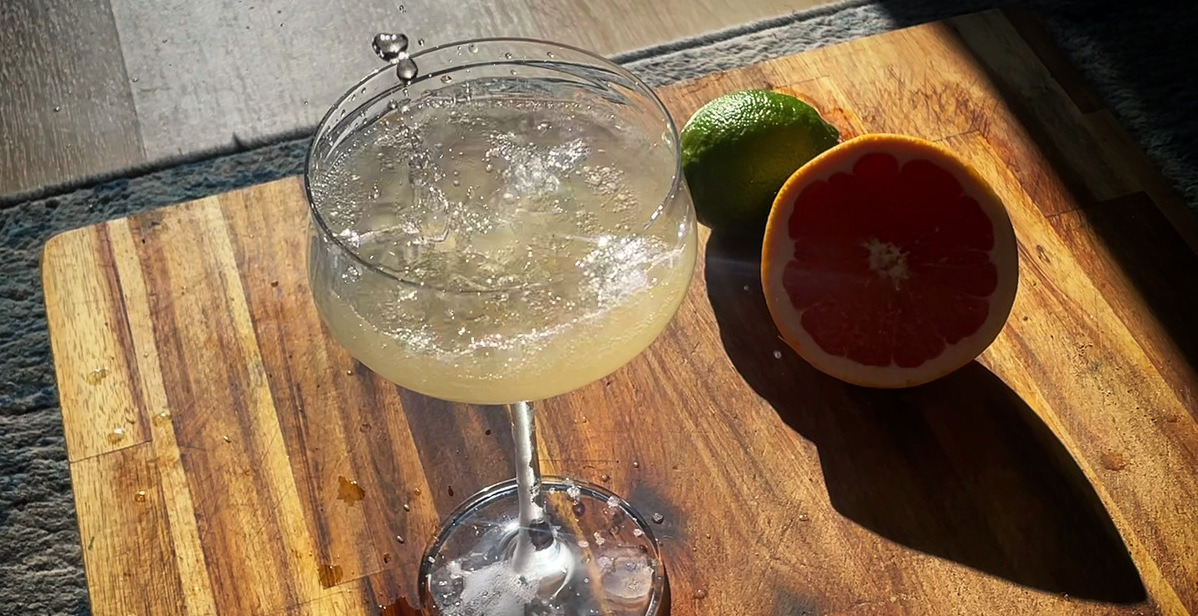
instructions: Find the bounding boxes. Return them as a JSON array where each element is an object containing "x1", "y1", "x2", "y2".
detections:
[
  {"x1": 397, "y1": 390, "x2": 514, "y2": 516},
  {"x1": 131, "y1": 204, "x2": 311, "y2": 615},
  {"x1": 92, "y1": 223, "x2": 150, "y2": 444}
]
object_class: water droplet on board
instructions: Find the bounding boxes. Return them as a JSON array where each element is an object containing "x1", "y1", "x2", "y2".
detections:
[
  {"x1": 798, "y1": 513, "x2": 810, "y2": 522},
  {"x1": 600, "y1": 474, "x2": 611, "y2": 482},
  {"x1": 338, "y1": 476, "x2": 366, "y2": 503},
  {"x1": 417, "y1": 38, "x2": 425, "y2": 47},
  {"x1": 468, "y1": 43, "x2": 478, "y2": 53},
  {"x1": 396, "y1": 534, "x2": 406, "y2": 543},
  {"x1": 651, "y1": 512, "x2": 664, "y2": 524},
  {"x1": 107, "y1": 427, "x2": 126, "y2": 444},
  {"x1": 440, "y1": 75, "x2": 453, "y2": 84},
  {"x1": 1102, "y1": 452, "x2": 1129, "y2": 471},
  {"x1": 87, "y1": 367, "x2": 109, "y2": 385},
  {"x1": 632, "y1": 461, "x2": 640, "y2": 469},
  {"x1": 694, "y1": 588, "x2": 708, "y2": 599},
  {"x1": 134, "y1": 490, "x2": 147, "y2": 502},
  {"x1": 152, "y1": 411, "x2": 171, "y2": 425}
]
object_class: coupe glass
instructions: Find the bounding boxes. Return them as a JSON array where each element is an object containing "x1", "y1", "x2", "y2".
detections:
[{"x1": 305, "y1": 36, "x2": 696, "y2": 616}]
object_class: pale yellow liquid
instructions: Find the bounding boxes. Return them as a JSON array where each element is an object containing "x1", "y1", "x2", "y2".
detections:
[
  {"x1": 314, "y1": 241, "x2": 694, "y2": 403},
  {"x1": 309, "y1": 97, "x2": 696, "y2": 404}
]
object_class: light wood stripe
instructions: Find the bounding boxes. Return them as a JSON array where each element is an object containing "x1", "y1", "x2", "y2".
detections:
[
  {"x1": 198, "y1": 199, "x2": 333, "y2": 606},
  {"x1": 44, "y1": 227, "x2": 149, "y2": 461},
  {"x1": 72, "y1": 442, "x2": 186, "y2": 616},
  {"x1": 106, "y1": 218, "x2": 220, "y2": 616}
]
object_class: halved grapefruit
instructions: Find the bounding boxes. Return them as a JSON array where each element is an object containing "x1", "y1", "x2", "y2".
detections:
[{"x1": 761, "y1": 134, "x2": 1018, "y2": 388}]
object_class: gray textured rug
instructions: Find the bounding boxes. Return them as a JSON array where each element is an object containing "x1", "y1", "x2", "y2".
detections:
[{"x1": 2, "y1": 0, "x2": 1196, "y2": 613}]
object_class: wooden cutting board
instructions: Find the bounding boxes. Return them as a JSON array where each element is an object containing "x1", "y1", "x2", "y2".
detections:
[{"x1": 42, "y1": 9, "x2": 1198, "y2": 616}]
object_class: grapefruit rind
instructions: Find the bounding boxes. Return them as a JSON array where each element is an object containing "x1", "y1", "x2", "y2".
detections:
[{"x1": 761, "y1": 134, "x2": 1019, "y2": 388}]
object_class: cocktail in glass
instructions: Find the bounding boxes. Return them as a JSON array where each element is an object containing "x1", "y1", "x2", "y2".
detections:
[{"x1": 305, "y1": 36, "x2": 696, "y2": 615}]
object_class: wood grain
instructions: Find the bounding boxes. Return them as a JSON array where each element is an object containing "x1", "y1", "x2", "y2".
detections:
[{"x1": 43, "y1": 10, "x2": 1198, "y2": 616}]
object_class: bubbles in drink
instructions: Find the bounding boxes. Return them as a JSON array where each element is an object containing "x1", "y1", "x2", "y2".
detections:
[
  {"x1": 308, "y1": 84, "x2": 694, "y2": 404},
  {"x1": 597, "y1": 547, "x2": 653, "y2": 603},
  {"x1": 564, "y1": 478, "x2": 581, "y2": 502}
]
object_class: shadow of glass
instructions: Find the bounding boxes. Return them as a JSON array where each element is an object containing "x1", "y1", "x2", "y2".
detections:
[{"x1": 704, "y1": 232, "x2": 1145, "y2": 603}]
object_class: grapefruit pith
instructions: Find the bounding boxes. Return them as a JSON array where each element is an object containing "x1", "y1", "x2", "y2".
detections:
[{"x1": 761, "y1": 134, "x2": 1018, "y2": 388}]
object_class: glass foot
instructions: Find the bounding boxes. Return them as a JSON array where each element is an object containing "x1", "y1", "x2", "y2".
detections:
[{"x1": 419, "y1": 477, "x2": 666, "y2": 616}]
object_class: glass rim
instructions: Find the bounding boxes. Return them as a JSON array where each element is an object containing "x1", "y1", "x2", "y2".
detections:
[{"x1": 302, "y1": 36, "x2": 684, "y2": 292}]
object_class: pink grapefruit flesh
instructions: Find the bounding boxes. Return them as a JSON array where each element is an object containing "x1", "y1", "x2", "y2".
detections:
[{"x1": 761, "y1": 133, "x2": 1019, "y2": 388}]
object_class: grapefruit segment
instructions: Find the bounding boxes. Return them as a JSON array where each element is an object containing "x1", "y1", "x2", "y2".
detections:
[{"x1": 762, "y1": 134, "x2": 1018, "y2": 388}]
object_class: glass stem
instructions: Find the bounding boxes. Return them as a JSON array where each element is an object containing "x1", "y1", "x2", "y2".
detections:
[{"x1": 508, "y1": 401, "x2": 551, "y2": 568}]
